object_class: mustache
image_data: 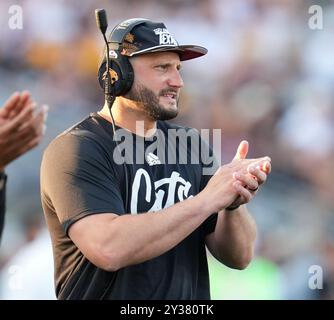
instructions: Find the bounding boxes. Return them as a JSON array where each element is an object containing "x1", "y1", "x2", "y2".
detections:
[{"x1": 159, "y1": 88, "x2": 179, "y2": 97}]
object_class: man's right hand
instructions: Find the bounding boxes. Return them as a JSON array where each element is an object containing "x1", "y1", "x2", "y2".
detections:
[
  {"x1": 0, "y1": 91, "x2": 48, "y2": 172},
  {"x1": 198, "y1": 140, "x2": 271, "y2": 214}
]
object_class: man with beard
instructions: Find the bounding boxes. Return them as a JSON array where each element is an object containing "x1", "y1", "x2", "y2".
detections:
[{"x1": 40, "y1": 19, "x2": 271, "y2": 299}]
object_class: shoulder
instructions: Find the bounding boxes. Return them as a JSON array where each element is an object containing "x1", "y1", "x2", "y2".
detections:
[
  {"x1": 42, "y1": 113, "x2": 115, "y2": 169},
  {"x1": 46, "y1": 113, "x2": 113, "y2": 153},
  {"x1": 61, "y1": 113, "x2": 112, "y2": 143}
]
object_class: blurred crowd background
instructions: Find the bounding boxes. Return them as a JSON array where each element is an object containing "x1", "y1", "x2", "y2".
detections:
[{"x1": 0, "y1": 0, "x2": 333, "y2": 299}]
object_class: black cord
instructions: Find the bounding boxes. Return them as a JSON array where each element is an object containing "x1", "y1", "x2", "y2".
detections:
[
  {"x1": 106, "y1": 94, "x2": 129, "y2": 212},
  {"x1": 103, "y1": 32, "x2": 129, "y2": 211}
]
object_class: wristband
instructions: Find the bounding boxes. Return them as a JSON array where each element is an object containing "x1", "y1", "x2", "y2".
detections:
[{"x1": 225, "y1": 204, "x2": 240, "y2": 211}]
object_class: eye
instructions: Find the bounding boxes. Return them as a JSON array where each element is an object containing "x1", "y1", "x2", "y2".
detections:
[{"x1": 155, "y1": 64, "x2": 168, "y2": 71}]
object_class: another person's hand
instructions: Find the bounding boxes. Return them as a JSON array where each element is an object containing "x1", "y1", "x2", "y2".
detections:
[{"x1": 0, "y1": 91, "x2": 48, "y2": 172}]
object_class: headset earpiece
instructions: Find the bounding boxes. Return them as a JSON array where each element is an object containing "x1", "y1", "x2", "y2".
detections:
[
  {"x1": 97, "y1": 18, "x2": 150, "y2": 97},
  {"x1": 98, "y1": 54, "x2": 134, "y2": 96}
]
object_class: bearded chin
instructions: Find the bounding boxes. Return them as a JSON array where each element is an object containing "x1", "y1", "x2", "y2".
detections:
[
  {"x1": 125, "y1": 84, "x2": 179, "y2": 121},
  {"x1": 147, "y1": 102, "x2": 179, "y2": 121}
]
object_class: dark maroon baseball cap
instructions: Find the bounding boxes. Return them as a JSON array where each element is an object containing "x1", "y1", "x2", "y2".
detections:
[{"x1": 118, "y1": 20, "x2": 208, "y2": 61}]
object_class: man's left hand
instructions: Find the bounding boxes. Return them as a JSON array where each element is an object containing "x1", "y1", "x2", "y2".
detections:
[{"x1": 227, "y1": 140, "x2": 271, "y2": 209}]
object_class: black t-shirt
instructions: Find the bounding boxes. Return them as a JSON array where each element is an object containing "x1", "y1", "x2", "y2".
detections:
[{"x1": 41, "y1": 113, "x2": 218, "y2": 300}]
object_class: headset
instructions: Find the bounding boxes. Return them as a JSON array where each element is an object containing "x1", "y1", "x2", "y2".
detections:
[
  {"x1": 95, "y1": 11, "x2": 151, "y2": 211},
  {"x1": 97, "y1": 18, "x2": 151, "y2": 97}
]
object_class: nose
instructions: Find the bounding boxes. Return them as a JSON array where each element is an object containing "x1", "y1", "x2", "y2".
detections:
[{"x1": 167, "y1": 69, "x2": 184, "y2": 88}]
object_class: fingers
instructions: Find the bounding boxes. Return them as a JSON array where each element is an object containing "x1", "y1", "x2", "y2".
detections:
[
  {"x1": 232, "y1": 158, "x2": 271, "y2": 201},
  {"x1": 9, "y1": 106, "x2": 47, "y2": 144},
  {"x1": 231, "y1": 156, "x2": 270, "y2": 178},
  {"x1": 0, "y1": 92, "x2": 47, "y2": 168},
  {"x1": 17, "y1": 104, "x2": 48, "y2": 133},
  {"x1": 1, "y1": 132, "x2": 44, "y2": 166},
  {"x1": 215, "y1": 156, "x2": 271, "y2": 181},
  {"x1": 1, "y1": 92, "x2": 20, "y2": 118},
  {"x1": 4, "y1": 91, "x2": 31, "y2": 119},
  {"x1": 233, "y1": 181, "x2": 252, "y2": 203},
  {"x1": 1, "y1": 102, "x2": 35, "y2": 135},
  {"x1": 233, "y1": 172, "x2": 259, "y2": 191},
  {"x1": 247, "y1": 165, "x2": 267, "y2": 185},
  {"x1": 261, "y1": 161, "x2": 271, "y2": 174},
  {"x1": 250, "y1": 157, "x2": 271, "y2": 167},
  {"x1": 2, "y1": 110, "x2": 46, "y2": 160},
  {"x1": 9, "y1": 91, "x2": 32, "y2": 119},
  {"x1": 233, "y1": 140, "x2": 249, "y2": 160}
]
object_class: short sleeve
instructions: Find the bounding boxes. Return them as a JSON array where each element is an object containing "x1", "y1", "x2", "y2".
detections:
[{"x1": 41, "y1": 132, "x2": 125, "y2": 235}]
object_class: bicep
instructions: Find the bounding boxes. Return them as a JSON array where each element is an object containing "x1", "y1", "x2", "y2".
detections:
[{"x1": 68, "y1": 213, "x2": 119, "y2": 270}]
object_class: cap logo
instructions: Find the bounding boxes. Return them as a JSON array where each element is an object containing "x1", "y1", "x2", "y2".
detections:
[
  {"x1": 153, "y1": 28, "x2": 178, "y2": 46},
  {"x1": 125, "y1": 33, "x2": 135, "y2": 43}
]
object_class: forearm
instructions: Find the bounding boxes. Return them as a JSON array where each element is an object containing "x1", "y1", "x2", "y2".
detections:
[
  {"x1": 97, "y1": 195, "x2": 210, "y2": 270},
  {"x1": 207, "y1": 205, "x2": 257, "y2": 269}
]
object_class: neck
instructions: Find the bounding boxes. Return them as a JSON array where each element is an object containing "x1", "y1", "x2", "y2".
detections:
[{"x1": 99, "y1": 97, "x2": 157, "y2": 137}]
